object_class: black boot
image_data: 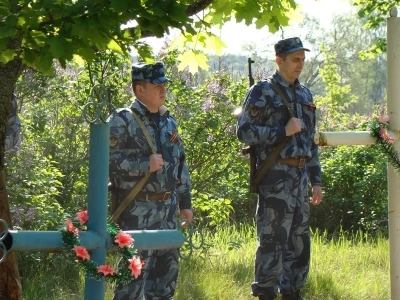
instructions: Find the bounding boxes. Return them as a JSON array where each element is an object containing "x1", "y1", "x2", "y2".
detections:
[
  {"x1": 281, "y1": 290, "x2": 303, "y2": 300},
  {"x1": 258, "y1": 294, "x2": 277, "y2": 300}
]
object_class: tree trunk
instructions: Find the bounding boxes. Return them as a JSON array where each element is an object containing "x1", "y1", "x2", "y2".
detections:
[
  {"x1": 0, "y1": 35, "x2": 24, "y2": 300},
  {"x1": 0, "y1": 171, "x2": 22, "y2": 300}
]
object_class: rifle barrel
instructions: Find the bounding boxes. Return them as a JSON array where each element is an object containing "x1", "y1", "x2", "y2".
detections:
[{"x1": 247, "y1": 57, "x2": 255, "y2": 87}]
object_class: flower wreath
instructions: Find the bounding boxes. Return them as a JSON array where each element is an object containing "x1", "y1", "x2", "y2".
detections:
[
  {"x1": 369, "y1": 114, "x2": 400, "y2": 173},
  {"x1": 60, "y1": 210, "x2": 144, "y2": 285}
]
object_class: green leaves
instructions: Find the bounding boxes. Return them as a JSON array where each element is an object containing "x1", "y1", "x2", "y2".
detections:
[
  {"x1": 47, "y1": 36, "x2": 73, "y2": 60},
  {"x1": 169, "y1": 32, "x2": 226, "y2": 72},
  {"x1": 109, "y1": 0, "x2": 136, "y2": 13},
  {"x1": 107, "y1": 39, "x2": 123, "y2": 54},
  {"x1": 178, "y1": 50, "x2": 209, "y2": 73},
  {"x1": 353, "y1": 0, "x2": 400, "y2": 55},
  {"x1": 193, "y1": 193, "x2": 233, "y2": 226},
  {"x1": 0, "y1": 49, "x2": 17, "y2": 63}
]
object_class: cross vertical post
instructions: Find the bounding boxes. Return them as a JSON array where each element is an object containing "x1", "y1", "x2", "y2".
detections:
[
  {"x1": 387, "y1": 8, "x2": 400, "y2": 300},
  {"x1": 84, "y1": 122, "x2": 110, "y2": 300}
]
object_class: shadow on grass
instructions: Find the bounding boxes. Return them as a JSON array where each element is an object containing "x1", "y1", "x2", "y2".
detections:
[
  {"x1": 175, "y1": 257, "x2": 209, "y2": 300},
  {"x1": 304, "y1": 273, "x2": 345, "y2": 300},
  {"x1": 176, "y1": 249, "x2": 254, "y2": 300}
]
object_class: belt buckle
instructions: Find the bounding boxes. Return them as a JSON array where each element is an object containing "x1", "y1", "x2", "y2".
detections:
[
  {"x1": 163, "y1": 191, "x2": 171, "y2": 201},
  {"x1": 298, "y1": 158, "x2": 306, "y2": 169}
]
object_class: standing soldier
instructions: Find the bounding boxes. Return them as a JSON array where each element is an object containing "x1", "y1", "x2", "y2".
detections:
[
  {"x1": 108, "y1": 62, "x2": 193, "y2": 300},
  {"x1": 236, "y1": 37, "x2": 323, "y2": 300}
]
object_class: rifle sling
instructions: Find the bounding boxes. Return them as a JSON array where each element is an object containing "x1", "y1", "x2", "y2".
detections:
[
  {"x1": 252, "y1": 79, "x2": 295, "y2": 187},
  {"x1": 110, "y1": 108, "x2": 157, "y2": 222}
]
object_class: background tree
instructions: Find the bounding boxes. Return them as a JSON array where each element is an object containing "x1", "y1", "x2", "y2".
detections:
[{"x1": 353, "y1": 0, "x2": 394, "y2": 55}]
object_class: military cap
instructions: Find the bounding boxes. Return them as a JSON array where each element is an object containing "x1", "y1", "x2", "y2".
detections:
[
  {"x1": 274, "y1": 37, "x2": 310, "y2": 55},
  {"x1": 131, "y1": 62, "x2": 170, "y2": 84}
]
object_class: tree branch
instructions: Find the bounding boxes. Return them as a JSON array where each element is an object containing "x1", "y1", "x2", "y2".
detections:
[
  {"x1": 186, "y1": 0, "x2": 214, "y2": 16},
  {"x1": 131, "y1": 0, "x2": 215, "y2": 39}
]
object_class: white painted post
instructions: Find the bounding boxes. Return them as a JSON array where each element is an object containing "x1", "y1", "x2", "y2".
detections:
[{"x1": 387, "y1": 7, "x2": 400, "y2": 300}]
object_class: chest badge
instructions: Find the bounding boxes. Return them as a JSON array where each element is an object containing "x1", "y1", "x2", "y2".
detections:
[
  {"x1": 109, "y1": 135, "x2": 119, "y2": 150},
  {"x1": 249, "y1": 105, "x2": 260, "y2": 120}
]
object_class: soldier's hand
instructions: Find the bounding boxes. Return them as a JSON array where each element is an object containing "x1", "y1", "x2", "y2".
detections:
[
  {"x1": 310, "y1": 185, "x2": 323, "y2": 206},
  {"x1": 180, "y1": 209, "x2": 193, "y2": 227},
  {"x1": 149, "y1": 154, "x2": 164, "y2": 172},
  {"x1": 285, "y1": 117, "x2": 302, "y2": 136}
]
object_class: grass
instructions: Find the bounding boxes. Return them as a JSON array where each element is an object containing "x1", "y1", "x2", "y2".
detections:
[{"x1": 19, "y1": 224, "x2": 390, "y2": 300}]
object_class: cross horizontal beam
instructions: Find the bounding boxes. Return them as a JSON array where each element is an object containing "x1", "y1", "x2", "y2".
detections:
[
  {"x1": 314, "y1": 131, "x2": 376, "y2": 146},
  {"x1": 1, "y1": 229, "x2": 184, "y2": 253}
]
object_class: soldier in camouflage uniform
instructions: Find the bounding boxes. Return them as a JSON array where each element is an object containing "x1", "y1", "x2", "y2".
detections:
[
  {"x1": 108, "y1": 62, "x2": 193, "y2": 300},
  {"x1": 236, "y1": 37, "x2": 323, "y2": 300},
  {"x1": 5, "y1": 94, "x2": 21, "y2": 151}
]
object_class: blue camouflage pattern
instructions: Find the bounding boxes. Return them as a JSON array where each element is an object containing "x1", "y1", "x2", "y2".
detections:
[
  {"x1": 253, "y1": 166, "x2": 310, "y2": 297},
  {"x1": 274, "y1": 37, "x2": 310, "y2": 55},
  {"x1": 5, "y1": 94, "x2": 21, "y2": 151},
  {"x1": 131, "y1": 62, "x2": 170, "y2": 84},
  {"x1": 108, "y1": 99, "x2": 191, "y2": 300},
  {"x1": 236, "y1": 71, "x2": 321, "y2": 297}
]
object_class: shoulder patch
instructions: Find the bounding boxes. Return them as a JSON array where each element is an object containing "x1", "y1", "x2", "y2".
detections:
[
  {"x1": 249, "y1": 105, "x2": 261, "y2": 120},
  {"x1": 305, "y1": 102, "x2": 316, "y2": 108},
  {"x1": 110, "y1": 135, "x2": 119, "y2": 150}
]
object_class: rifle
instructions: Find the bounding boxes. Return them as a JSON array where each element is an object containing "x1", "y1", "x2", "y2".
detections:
[
  {"x1": 248, "y1": 57, "x2": 255, "y2": 86},
  {"x1": 242, "y1": 58, "x2": 257, "y2": 194},
  {"x1": 108, "y1": 181, "x2": 118, "y2": 216},
  {"x1": 241, "y1": 60, "x2": 294, "y2": 194}
]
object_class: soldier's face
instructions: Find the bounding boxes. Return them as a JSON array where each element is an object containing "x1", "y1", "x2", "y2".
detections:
[
  {"x1": 276, "y1": 50, "x2": 306, "y2": 84},
  {"x1": 137, "y1": 82, "x2": 167, "y2": 112}
]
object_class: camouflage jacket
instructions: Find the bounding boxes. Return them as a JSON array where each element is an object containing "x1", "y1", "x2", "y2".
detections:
[
  {"x1": 236, "y1": 71, "x2": 322, "y2": 186},
  {"x1": 5, "y1": 94, "x2": 21, "y2": 151},
  {"x1": 108, "y1": 99, "x2": 192, "y2": 210}
]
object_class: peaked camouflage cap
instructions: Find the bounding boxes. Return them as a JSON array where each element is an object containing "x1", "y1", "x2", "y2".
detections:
[
  {"x1": 131, "y1": 62, "x2": 170, "y2": 84},
  {"x1": 274, "y1": 37, "x2": 310, "y2": 55}
]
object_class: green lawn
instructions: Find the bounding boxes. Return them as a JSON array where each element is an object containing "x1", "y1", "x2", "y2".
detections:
[{"x1": 19, "y1": 224, "x2": 390, "y2": 300}]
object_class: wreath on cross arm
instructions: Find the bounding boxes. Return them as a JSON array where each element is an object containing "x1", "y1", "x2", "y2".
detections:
[
  {"x1": 60, "y1": 210, "x2": 144, "y2": 285},
  {"x1": 368, "y1": 114, "x2": 400, "y2": 173}
]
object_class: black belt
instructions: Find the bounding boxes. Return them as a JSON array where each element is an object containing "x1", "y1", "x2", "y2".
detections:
[
  {"x1": 280, "y1": 158, "x2": 307, "y2": 168},
  {"x1": 135, "y1": 191, "x2": 173, "y2": 201}
]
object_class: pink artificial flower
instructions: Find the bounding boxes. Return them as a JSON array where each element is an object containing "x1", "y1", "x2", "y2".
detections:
[
  {"x1": 114, "y1": 232, "x2": 134, "y2": 248},
  {"x1": 76, "y1": 210, "x2": 89, "y2": 225},
  {"x1": 378, "y1": 115, "x2": 390, "y2": 124},
  {"x1": 73, "y1": 245, "x2": 90, "y2": 260},
  {"x1": 66, "y1": 219, "x2": 76, "y2": 233},
  {"x1": 128, "y1": 257, "x2": 144, "y2": 279},
  {"x1": 97, "y1": 264, "x2": 116, "y2": 276},
  {"x1": 379, "y1": 128, "x2": 395, "y2": 143}
]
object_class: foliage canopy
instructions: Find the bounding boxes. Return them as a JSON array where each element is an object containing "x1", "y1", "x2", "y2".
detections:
[
  {"x1": 0, "y1": 0, "x2": 298, "y2": 74},
  {"x1": 353, "y1": 0, "x2": 399, "y2": 55}
]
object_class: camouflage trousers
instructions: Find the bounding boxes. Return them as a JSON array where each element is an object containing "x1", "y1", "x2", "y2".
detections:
[
  {"x1": 252, "y1": 164, "x2": 310, "y2": 297},
  {"x1": 113, "y1": 195, "x2": 179, "y2": 300}
]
